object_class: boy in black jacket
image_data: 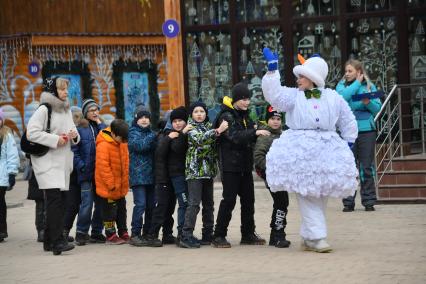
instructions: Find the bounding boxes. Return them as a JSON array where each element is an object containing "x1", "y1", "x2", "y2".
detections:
[
  {"x1": 212, "y1": 83, "x2": 270, "y2": 248},
  {"x1": 145, "y1": 106, "x2": 192, "y2": 246}
]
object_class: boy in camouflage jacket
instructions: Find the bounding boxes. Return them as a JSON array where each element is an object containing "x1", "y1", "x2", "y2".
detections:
[{"x1": 179, "y1": 102, "x2": 228, "y2": 248}]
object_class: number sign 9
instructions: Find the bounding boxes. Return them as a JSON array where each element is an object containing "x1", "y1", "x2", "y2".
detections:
[{"x1": 162, "y1": 19, "x2": 179, "y2": 38}]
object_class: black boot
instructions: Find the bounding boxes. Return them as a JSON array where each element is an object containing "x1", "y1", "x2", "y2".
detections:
[
  {"x1": 63, "y1": 230, "x2": 74, "y2": 242},
  {"x1": 162, "y1": 233, "x2": 176, "y2": 245},
  {"x1": 269, "y1": 230, "x2": 291, "y2": 248},
  {"x1": 37, "y1": 230, "x2": 44, "y2": 242},
  {"x1": 240, "y1": 232, "x2": 266, "y2": 245},
  {"x1": 144, "y1": 234, "x2": 163, "y2": 247},
  {"x1": 52, "y1": 240, "x2": 75, "y2": 255}
]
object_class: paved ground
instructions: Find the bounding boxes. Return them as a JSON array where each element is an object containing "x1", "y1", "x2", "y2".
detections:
[{"x1": 1, "y1": 179, "x2": 425, "y2": 284}]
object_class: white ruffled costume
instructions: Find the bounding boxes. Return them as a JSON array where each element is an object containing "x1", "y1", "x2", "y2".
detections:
[{"x1": 261, "y1": 71, "x2": 358, "y2": 199}]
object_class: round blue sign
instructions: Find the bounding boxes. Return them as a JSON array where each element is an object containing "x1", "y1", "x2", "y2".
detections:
[
  {"x1": 162, "y1": 19, "x2": 180, "y2": 38},
  {"x1": 28, "y1": 62, "x2": 40, "y2": 77}
]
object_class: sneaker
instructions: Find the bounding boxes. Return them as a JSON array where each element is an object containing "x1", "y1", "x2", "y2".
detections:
[
  {"x1": 240, "y1": 232, "x2": 266, "y2": 245},
  {"x1": 75, "y1": 232, "x2": 89, "y2": 246},
  {"x1": 129, "y1": 235, "x2": 144, "y2": 247},
  {"x1": 0, "y1": 232, "x2": 8, "y2": 240},
  {"x1": 89, "y1": 234, "x2": 106, "y2": 243},
  {"x1": 200, "y1": 234, "x2": 213, "y2": 245},
  {"x1": 119, "y1": 232, "x2": 130, "y2": 243},
  {"x1": 212, "y1": 236, "x2": 231, "y2": 248},
  {"x1": 343, "y1": 206, "x2": 354, "y2": 212},
  {"x1": 145, "y1": 234, "x2": 163, "y2": 247},
  {"x1": 302, "y1": 239, "x2": 332, "y2": 253},
  {"x1": 179, "y1": 236, "x2": 201, "y2": 249},
  {"x1": 106, "y1": 233, "x2": 126, "y2": 245},
  {"x1": 365, "y1": 205, "x2": 375, "y2": 211},
  {"x1": 162, "y1": 234, "x2": 176, "y2": 245}
]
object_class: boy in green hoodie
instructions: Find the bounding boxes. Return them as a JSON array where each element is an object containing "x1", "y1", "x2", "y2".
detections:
[{"x1": 254, "y1": 105, "x2": 291, "y2": 248}]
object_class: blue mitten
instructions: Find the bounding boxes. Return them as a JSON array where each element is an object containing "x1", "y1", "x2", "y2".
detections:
[{"x1": 263, "y1": 47, "x2": 278, "y2": 71}]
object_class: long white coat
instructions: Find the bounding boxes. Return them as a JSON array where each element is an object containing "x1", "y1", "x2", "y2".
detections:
[{"x1": 26, "y1": 92, "x2": 80, "y2": 190}]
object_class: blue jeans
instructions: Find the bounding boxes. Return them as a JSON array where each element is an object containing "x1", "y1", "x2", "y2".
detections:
[
  {"x1": 170, "y1": 176, "x2": 188, "y2": 235},
  {"x1": 131, "y1": 185, "x2": 155, "y2": 236},
  {"x1": 76, "y1": 181, "x2": 103, "y2": 235}
]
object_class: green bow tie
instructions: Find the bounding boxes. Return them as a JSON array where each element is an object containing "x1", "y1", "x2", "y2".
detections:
[{"x1": 305, "y1": 89, "x2": 321, "y2": 99}]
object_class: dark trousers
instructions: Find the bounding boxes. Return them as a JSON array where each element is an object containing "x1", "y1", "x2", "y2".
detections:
[
  {"x1": 35, "y1": 199, "x2": 45, "y2": 232},
  {"x1": 0, "y1": 187, "x2": 7, "y2": 234},
  {"x1": 101, "y1": 197, "x2": 127, "y2": 237},
  {"x1": 266, "y1": 182, "x2": 289, "y2": 233},
  {"x1": 214, "y1": 171, "x2": 255, "y2": 237},
  {"x1": 63, "y1": 182, "x2": 81, "y2": 232},
  {"x1": 182, "y1": 179, "x2": 214, "y2": 238},
  {"x1": 170, "y1": 176, "x2": 188, "y2": 235},
  {"x1": 343, "y1": 131, "x2": 377, "y2": 208},
  {"x1": 43, "y1": 189, "x2": 67, "y2": 246},
  {"x1": 148, "y1": 183, "x2": 176, "y2": 237}
]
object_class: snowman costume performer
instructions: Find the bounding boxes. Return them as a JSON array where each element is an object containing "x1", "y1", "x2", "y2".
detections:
[{"x1": 261, "y1": 48, "x2": 358, "y2": 252}]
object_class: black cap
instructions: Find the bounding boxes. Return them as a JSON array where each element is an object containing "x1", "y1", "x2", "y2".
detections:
[
  {"x1": 170, "y1": 106, "x2": 188, "y2": 122},
  {"x1": 232, "y1": 82, "x2": 251, "y2": 103},
  {"x1": 265, "y1": 105, "x2": 282, "y2": 122}
]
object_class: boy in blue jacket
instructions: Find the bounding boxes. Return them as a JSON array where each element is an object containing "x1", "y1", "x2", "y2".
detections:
[
  {"x1": 128, "y1": 109, "x2": 157, "y2": 246},
  {"x1": 72, "y1": 99, "x2": 107, "y2": 245}
]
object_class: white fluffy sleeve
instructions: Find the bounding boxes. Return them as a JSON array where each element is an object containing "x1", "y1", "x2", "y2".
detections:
[
  {"x1": 261, "y1": 71, "x2": 298, "y2": 112},
  {"x1": 336, "y1": 93, "x2": 358, "y2": 143}
]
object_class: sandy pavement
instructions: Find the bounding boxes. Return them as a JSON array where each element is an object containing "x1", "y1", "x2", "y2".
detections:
[{"x1": 1, "y1": 179, "x2": 425, "y2": 284}]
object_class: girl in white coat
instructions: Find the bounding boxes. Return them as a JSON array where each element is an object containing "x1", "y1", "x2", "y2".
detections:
[
  {"x1": 0, "y1": 108, "x2": 19, "y2": 242},
  {"x1": 26, "y1": 77, "x2": 80, "y2": 255},
  {"x1": 261, "y1": 49, "x2": 358, "y2": 252}
]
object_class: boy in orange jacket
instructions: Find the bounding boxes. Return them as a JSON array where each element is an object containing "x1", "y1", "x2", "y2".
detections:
[{"x1": 95, "y1": 119, "x2": 130, "y2": 245}]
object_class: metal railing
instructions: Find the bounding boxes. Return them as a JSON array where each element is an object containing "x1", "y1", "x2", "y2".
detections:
[{"x1": 374, "y1": 83, "x2": 426, "y2": 186}]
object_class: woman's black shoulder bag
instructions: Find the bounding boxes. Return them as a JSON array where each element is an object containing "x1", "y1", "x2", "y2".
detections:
[{"x1": 20, "y1": 103, "x2": 52, "y2": 157}]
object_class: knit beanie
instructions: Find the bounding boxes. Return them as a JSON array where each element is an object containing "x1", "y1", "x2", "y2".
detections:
[
  {"x1": 134, "y1": 109, "x2": 151, "y2": 123},
  {"x1": 189, "y1": 101, "x2": 208, "y2": 117},
  {"x1": 232, "y1": 82, "x2": 251, "y2": 103},
  {"x1": 170, "y1": 106, "x2": 188, "y2": 122},
  {"x1": 265, "y1": 105, "x2": 282, "y2": 122},
  {"x1": 43, "y1": 77, "x2": 59, "y2": 97},
  {"x1": 82, "y1": 98, "x2": 99, "y2": 118}
]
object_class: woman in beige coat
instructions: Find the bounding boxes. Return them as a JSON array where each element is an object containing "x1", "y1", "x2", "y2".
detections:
[{"x1": 27, "y1": 77, "x2": 80, "y2": 255}]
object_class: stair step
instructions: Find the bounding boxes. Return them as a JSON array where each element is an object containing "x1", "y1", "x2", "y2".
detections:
[
  {"x1": 378, "y1": 184, "x2": 426, "y2": 199},
  {"x1": 380, "y1": 159, "x2": 426, "y2": 171},
  {"x1": 378, "y1": 171, "x2": 426, "y2": 184}
]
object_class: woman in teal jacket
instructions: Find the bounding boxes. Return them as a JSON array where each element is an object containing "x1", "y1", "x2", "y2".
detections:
[{"x1": 336, "y1": 59, "x2": 382, "y2": 212}]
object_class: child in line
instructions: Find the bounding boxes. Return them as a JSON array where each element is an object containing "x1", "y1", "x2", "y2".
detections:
[
  {"x1": 128, "y1": 109, "x2": 157, "y2": 246},
  {"x1": 261, "y1": 48, "x2": 358, "y2": 252},
  {"x1": 212, "y1": 83, "x2": 270, "y2": 248},
  {"x1": 72, "y1": 99, "x2": 107, "y2": 245},
  {"x1": 0, "y1": 108, "x2": 19, "y2": 242},
  {"x1": 254, "y1": 105, "x2": 291, "y2": 248},
  {"x1": 95, "y1": 119, "x2": 130, "y2": 245},
  {"x1": 145, "y1": 106, "x2": 191, "y2": 246},
  {"x1": 179, "y1": 102, "x2": 228, "y2": 248}
]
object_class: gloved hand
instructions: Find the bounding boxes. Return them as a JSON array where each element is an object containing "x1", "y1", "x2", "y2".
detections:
[
  {"x1": 348, "y1": 142, "x2": 354, "y2": 150},
  {"x1": 8, "y1": 174, "x2": 16, "y2": 189},
  {"x1": 263, "y1": 47, "x2": 279, "y2": 71}
]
